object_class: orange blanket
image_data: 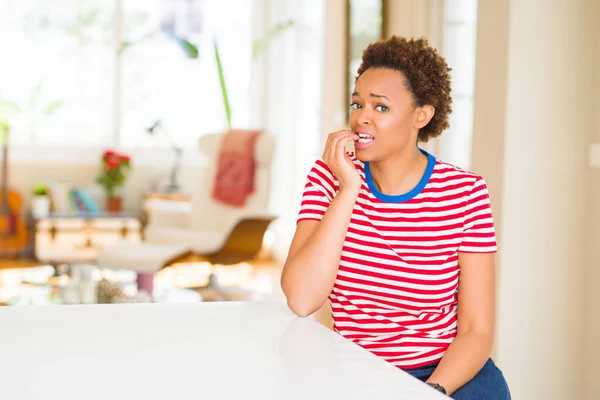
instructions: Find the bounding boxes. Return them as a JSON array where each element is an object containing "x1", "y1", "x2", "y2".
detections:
[{"x1": 212, "y1": 129, "x2": 261, "y2": 207}]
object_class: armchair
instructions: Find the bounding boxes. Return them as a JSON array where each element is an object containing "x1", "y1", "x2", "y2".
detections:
[{"x1": 96, "y1": 132, "x2": 277, "y2": 294}]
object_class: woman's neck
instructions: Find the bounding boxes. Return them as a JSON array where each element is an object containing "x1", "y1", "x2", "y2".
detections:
[{"x1": 368, "y1": 146, "x2": 429, "y2": 196}]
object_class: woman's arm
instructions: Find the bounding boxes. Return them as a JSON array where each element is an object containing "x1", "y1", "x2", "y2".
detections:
[
  {"x1": 281, "y1": 130, "x2": 361, "y2": 317},
  {"x1": 281, "y1": 185, "x2": 360, "y2": 317},
  {"x1": 425, "y1": 252, "x2": 496, "y2": 395}
]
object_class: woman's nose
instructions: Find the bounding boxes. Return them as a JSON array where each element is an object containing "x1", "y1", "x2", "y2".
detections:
[{"x1": 357, "y1": 108, "x2": 372, "y2": 125}]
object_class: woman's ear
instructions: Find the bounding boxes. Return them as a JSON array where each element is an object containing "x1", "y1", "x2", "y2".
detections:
[{"x1": 414, "y1": 105, "x2": 435, "y2": 129}]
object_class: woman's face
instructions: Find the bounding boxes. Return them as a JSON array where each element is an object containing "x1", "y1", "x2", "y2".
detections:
[{"x1": 349, "y1": 67, "x2": 431, "y2": 162}]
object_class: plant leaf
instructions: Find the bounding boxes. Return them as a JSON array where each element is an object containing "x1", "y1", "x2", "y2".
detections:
[
  {"x1": 0, "y1": 100, "x2": 21, "y2": 128},
  {"x1": 0, "y1": 100, "x2": 22, "y2": 114},
  {"x1": 213, "y1": 40, "x2": 231, "y2": 129},
  {"x1": 252, "y1": 19, "x2": 295, "y2": 60},
  {"x1": 119, "y1": 41, "x2": 131, "y2": 54},
  {"x1": 0, "y1": 120, "x2": 9, "y2": 145},
  {"x1": 44, "y1": 100, "x2": 64, "y2": 116},
  {"x1": 179, "y1": 39, "x2": 199, "y2": 59},
  {"x1": 29, "y1": 79, "x2": 43, "y2": 107}
]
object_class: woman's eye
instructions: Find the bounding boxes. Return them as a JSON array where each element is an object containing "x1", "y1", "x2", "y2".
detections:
[
  {"x1": 350, "y1": 102, "x2": 361, "y2": 110},
  {"x1": 375, "y1": 104, "x2": 389, "y2": 112}
]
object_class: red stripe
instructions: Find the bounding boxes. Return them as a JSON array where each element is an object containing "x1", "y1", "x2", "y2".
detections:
[
  {"x1": 333, "y1": 283, "x2": 457, "y2": 307},
  {"x1": 339, "y1": 264, "x2": 459, "y2": 287},
  {"x1": 340, "y1": 254, "x2": 459, "y2": 277},
  {"x1": 343, "y1": 246, "x2": 459, "y2": 267}
]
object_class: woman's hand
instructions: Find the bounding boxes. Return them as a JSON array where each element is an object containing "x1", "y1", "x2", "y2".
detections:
[{"x1": 323, "y1": 130, "x2": 361, "y2": 192}]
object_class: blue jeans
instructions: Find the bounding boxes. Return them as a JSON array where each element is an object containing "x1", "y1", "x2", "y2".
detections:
[{"x1": 406, "y1": 358, "x2": 511, "y2": 399}]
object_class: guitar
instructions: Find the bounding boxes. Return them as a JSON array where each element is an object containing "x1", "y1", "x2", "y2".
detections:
[{"x1": 0, "y1": 123, "x2": 27, "y2": 257}]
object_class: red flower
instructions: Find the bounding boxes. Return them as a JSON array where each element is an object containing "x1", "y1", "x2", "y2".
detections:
[
  {"x1": 97, "y1": 149, "x2": 132, "y2": 197},
  {"x1": 105, "y1": 156, "x2": 120, "y2": 169},
  {"x1": 103, "y1": 149, "x2": 116, "y2": 159}
]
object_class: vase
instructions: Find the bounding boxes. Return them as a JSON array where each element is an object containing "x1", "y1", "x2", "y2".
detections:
[
  {"x1": 106, "y1": 195, "x2": 123, "y2": 213},
  {"x1": 31, "y1": 195, "x2": 51, "y2": 218}
]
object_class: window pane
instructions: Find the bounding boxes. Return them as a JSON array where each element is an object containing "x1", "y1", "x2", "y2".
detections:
[
  {"x1": 119, "y1": 0, "x2": 253, "y2": 148},
  {"x1": 0, "y1": 0, "x2": 114, "y2": 146},
  {"x1": 348, "y1": 0, "x2": 382, "y2": 106},
  {"x1": 439, "y1": 97, "x2": 473, "y2": 169},
  {"x1": 444, "y1": 24, "x2": 477, "y2": 96},
  {"x1": 445, "y1": 0, "x2": 478, "y2": 24}
]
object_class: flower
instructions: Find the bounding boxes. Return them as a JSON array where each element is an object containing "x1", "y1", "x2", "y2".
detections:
[
  {"x1": 96, "y1": 149, "x2": 132, "y2": 197},
  {"x1": 105, "y1": 156, "x2": 121, "y2": 169},
  {"x1": 103, "y1": 149, "x2": 116, "y2": 158}
]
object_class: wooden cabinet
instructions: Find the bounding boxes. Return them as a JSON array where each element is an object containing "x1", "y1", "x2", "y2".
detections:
[{"x1": 34, "y1": 213, "x2": 141, "y2": 263}]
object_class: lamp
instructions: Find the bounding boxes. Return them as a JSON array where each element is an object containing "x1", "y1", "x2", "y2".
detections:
[{"x1": 146, "y1": 120, "x2": 182, "y2": 193}]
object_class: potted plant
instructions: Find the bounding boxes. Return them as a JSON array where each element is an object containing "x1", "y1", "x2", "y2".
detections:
[
  {"x1": 96, "y1": 150, "x2": 131, "y2": 212},
  {"x1": 31, "y1": 183, "x2": 51, "y2": 218}
]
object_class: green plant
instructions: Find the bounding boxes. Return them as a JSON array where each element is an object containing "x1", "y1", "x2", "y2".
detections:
[
  {"x1": 213, "y1": 40, "x2": 231, "y2": 129},
  {"x1": 32, "y1": 184, "x2": 49, "y2": 196}
]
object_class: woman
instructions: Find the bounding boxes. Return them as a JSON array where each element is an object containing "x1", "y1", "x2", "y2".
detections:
[{"x1": 280, "y1": 36, "x2": 511, "y2": 399}]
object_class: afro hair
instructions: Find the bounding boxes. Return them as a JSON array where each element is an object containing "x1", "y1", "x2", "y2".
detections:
[{"x1": 357, "y1": 36, "x2": 453, "y2": 142}]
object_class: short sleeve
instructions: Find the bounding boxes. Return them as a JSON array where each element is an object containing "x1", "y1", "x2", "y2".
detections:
[
  {"x1": 458, "y1": 177, "x2": 497, "y2": 253},
  {"x1": 296, "y1": 159, "x2": 337, "y2": 223}
]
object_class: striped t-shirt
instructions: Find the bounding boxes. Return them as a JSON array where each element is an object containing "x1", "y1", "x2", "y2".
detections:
[{"x1": 297, "y1": 150, "x2": 497, "y2": 369}]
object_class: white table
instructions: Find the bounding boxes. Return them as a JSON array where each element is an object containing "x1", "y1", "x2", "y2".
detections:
[{"x1": 0, "y1": 301, "x2": 447, "y2": 399}]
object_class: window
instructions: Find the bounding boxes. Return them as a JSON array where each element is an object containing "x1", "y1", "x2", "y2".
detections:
[
  {"x1": 346, "y1": 0, "x2": 383, "y2": 121},
  {"x1": 436, "y1": 0, "x2": 479, "y2": 169},
  {"x1": 0, "y1": 0, "x2": 253, "y2": 150}
]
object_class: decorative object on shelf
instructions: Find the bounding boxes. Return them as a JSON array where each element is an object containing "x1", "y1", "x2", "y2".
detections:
[
  {"x1": 59, "y1": 263, "x2": 97, "y2": 305},
  {"x1": 147, "y1": 120, "x2": 182, "y2": 193},
  {"x1": 96, "y1": 149, "x2": 131, "y2": 212},
  {"x1": 97, "y1": 278, "x2": 152, "y2": 304},
  {"x1": 31, "y1": 183, "x2": 51, "y2": 219},
  {"x1": 45, "y1": 183, "x2": 101, "y2": 215}
]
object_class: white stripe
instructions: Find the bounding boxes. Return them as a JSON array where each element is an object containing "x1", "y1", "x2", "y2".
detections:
[{"x1": 338, "y1": 259, "x2": 459, "y2": 283}]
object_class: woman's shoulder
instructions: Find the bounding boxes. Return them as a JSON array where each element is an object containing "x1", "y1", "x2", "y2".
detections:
[{"x1": 431, "y1": 157, "x2": 486, "y2": 184}]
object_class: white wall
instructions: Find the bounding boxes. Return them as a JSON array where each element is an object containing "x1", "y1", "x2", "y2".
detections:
[{"x1": 472, "y1": 0, "x2": 596, "y2": 399}]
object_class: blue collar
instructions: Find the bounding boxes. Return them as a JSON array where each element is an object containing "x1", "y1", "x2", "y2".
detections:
[{"x1": 364, "y1": 149, "x2": 436, "y2": 203}]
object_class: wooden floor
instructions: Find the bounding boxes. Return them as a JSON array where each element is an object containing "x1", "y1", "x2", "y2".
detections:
[{"x1": 0, "y1": 258, "x2": 48, "y2": 270}]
